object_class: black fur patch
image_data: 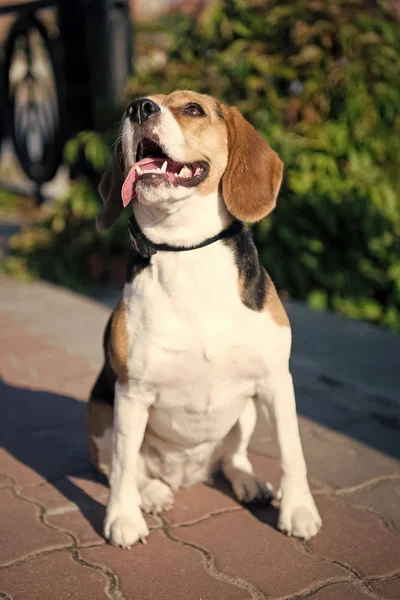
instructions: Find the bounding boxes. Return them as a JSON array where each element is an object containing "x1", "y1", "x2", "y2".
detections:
[
  {"x1": 89, "y1": 313, "x2": 116, "y2": 406},
  {"x1": 126, "y1": 250, "x2": 151, "y2": 283},
  {"x1": 224, "y1": 225, "x2": 267, "y2": 311}
]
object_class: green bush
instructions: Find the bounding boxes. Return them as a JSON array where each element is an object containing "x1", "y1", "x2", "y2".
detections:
[
  {"x1": 2, "y1": 133, "x2": 131, "y2": 294},
  {"x1": 126, "y1": 0, "x2": 400, "y2": 331},
  {"x1": 4, "y1": 0, "x2": 400, "y2": 330}
]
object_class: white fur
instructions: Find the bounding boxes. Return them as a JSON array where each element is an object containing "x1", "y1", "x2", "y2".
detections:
[
  {"x1": 105, "y1": 105, "x2": 321, "y2": 547},
  {"x1": 154, "y1": 105, "x2": 188, "y2": 162}
]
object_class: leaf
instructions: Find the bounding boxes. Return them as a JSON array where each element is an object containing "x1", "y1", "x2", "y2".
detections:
[{"x1": 291, "y1": 45, "x2": 323, "y2": 65}]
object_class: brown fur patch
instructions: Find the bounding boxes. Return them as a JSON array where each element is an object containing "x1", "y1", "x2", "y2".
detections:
[
  {"x1": 264, "y1": 272, "x2": 290, "y2": 328},
  {"x1": 218, "y1": 104, "x2": 283, "y2": 223},
  {"x1": 108, "y1": 300, "x2": 129, "y2": 383},
  {"x1": 161, "y1": 91, "x2": 229, "y2": 197},
  {"x1": 86, "y1": 399, "x2": 113, "y2": 471}
]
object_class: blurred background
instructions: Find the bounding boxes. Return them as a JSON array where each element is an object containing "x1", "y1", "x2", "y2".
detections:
[{"x1": 0, "y1": 0, "x2": 399, "y2": 330}]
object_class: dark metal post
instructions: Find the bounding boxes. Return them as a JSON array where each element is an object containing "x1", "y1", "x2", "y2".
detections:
[
  {"x1": 0, "y1": 0, "x2": 133, "y2": 195},
  {"x1": 58, "y1": 0, "x2": 94, "y2": 135},
  {"x1": 82, "y1": 0, "x2": 133, "y2": 129}
]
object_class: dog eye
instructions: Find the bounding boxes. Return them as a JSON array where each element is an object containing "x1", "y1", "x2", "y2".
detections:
[{"x1": 184, "y1": 103, "x2": 205, "y2": 116}]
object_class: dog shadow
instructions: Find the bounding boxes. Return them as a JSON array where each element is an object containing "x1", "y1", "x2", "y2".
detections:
[
  {"x1": 0, "y1": 379, "x2": 280, "y2": 540},
  {"x1": 0, "y1": 379, "x2": 106, "y2": 539}
]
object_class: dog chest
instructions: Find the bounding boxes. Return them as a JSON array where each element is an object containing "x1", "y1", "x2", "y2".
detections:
[{"x1": 123, "y1": 245, "x2": 269, "y2": 393}]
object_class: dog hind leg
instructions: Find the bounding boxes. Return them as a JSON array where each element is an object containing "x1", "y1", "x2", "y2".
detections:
[
  {"x1": 220, "y1": 397, "x2": 274, "y2": 505},
  {"x1": 87, "y1": 364, "x2": 115, "y2": 478}
]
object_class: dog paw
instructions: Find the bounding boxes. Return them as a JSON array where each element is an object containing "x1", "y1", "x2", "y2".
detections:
[
  {"x1": 140, "y1": 479, "x2": 175, "y2": 515},
  {"x1": 278, "y1": 484, "x2": 322, "y2": 540},
  {"x1": 104, "y1": 509, "x2": 149, "y2": 549},
  {"x1": 231, "y1": 471, "x2": 274, "y2": 505}
]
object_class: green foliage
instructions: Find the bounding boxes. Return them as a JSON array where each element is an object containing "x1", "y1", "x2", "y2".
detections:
[
  {"x1": 125, "y1": 0, "x2": 400, "y2": 331},
  {"x1": 2, "y1": 133, "x2": 130, "y2": 293},
  {"x1": 0, "y1": 189, "x2": 30, "y2": 213},
  {"x1": 64, "y1": 131, "x2": 112, "y2": 172},
  {"x1": 4, "y1": 0, "x2": 400, "y2": 331}
]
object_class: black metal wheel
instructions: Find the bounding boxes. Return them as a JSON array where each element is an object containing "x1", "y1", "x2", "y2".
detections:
[{"x1": 3, "y1": 13, "x2": 65, "y2": 186}]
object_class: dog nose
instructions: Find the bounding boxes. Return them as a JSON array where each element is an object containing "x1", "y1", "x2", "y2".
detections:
[{"x1": 126, "y1": 99, "x2": 160, "y2": 124}]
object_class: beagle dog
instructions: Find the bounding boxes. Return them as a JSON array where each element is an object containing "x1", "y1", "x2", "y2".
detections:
[{"x1": 88, "y1": 90, "x2": 322, "y2": 549}]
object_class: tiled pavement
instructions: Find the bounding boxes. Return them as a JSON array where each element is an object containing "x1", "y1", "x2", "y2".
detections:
[{"x1": 0, "y1": 275, "x2": 399, "y2": 600}]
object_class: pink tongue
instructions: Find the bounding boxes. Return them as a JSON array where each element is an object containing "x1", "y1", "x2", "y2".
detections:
[{"x1": 121, "y1": 158, "x2": 182, "y2": 207}]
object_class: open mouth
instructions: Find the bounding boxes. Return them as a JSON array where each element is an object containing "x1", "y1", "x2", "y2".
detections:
[{"x1": 121, "y1": 138, "x2": 209, "y2": 207}]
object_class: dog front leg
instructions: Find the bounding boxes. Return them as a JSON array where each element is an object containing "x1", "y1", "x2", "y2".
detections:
[
  {"x1": 104, "y1": 381, "x2": 154, "y2": 549},
  {"x1": 257, "y1": 367, "x2": 321, "y2": 540}
]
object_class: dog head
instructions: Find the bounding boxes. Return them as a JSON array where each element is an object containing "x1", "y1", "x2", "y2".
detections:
[{"x1": 97, "y1": 91, "x2": 283, "y2": 231}]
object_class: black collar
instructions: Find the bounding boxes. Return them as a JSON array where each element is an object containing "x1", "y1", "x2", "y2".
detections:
[{"x1": 128, "y1": 213, "x2": 243, "y2": 258}]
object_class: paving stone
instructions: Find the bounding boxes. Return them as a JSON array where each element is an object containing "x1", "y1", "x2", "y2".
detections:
[
  {"x1": 300, "y1": 426, "x2": 400, "y2": 489},
  {"x1": 0, "y1": 313, "x2": 30, "y2": 340},
  {"x1": 290, "y1": 360, "x2": 400, "y2": 425},
  {"x1": 340, "y1": 417, "x2": 400, "y2": 461},
  {"x1": 2, "y1": 276, "x2": 400, "y2": 599},
  {"x1": 0, "y1": 448, "x2": 49, "y2": 487},
  {"x1": 0, "y1": 425, "x2": 90, "y2": 487},
  {"x1": 165, "y1": 482, "x2": 241, "y2": 526},
  {"x1": 47, "y1": 508, "x2": 107, "y2": 547},
  {"x1": 0, "y1": 474, "x2": 12, "y2": 488},
  {"x1": 176, "y1": 506, "x2": 343, "y2": 598},
  {"x1": 309, "y1": 581, "x2": 371, "y2": 599},
  {"x1": 165, "y1": 454, "x2": 281, "y2": 527},
  {"x1": 0, "y1": 378, "x2": 91, "y2": 486},
  {"x1": 0, "y1": 310, "x2": 97, "y2": 400},
  {"x1": 0, "y1": 378, "x2": 87, "y2": 432},
  {"x1": 24, "y1": 472, "x2": 109, "y2": 512},
  {"x1": 1, "y1": 348, "x2": 96, "y2": 399},
  {"x1": 0, "y1": 551, "x2": 109, "y2": 599},
  {"x1": 0, "y1": 489, "x2": 70, "y2": 565},
  {"x1": 46, "y1": 500, "x2": 159, "y2": 549},
  {"x1": 287, "y1": 299, "x2": 400, "y2": 404},
  {"x1": 24, "y1": 473, "x2": 158, "y2": 547},
  {"x1": 1, "y1": 329, "x2": 54, "y2": 369},
  {"x1": 370, "y1": 576, "x2": 400, "y2": 599},
  {"x1": 292, "y1": 372, "x2": 365, "y2": 432},
  {"x1": 0, "y1": 447, "x2": 88, "y2": 490},
  {"x1": 30, "y1": 475, "x2": 109, "y2": 546},
  {"x1": 250, "y1": 452, "x2": 282, "y2": 490},
  {"x1": 0, "y1": 277, "x2": 110, "y2": 370},
  {"x1": 341, "y1": 478, "x2": 400, "y2": 533},
  {"x1": 307, "y1": 495, "x2": 400, "y2": 579},
  {"x1": 0, "y1": 324, "x2": 95, "y2": 488},
  {"x1": 82, "y1": 529, "x2": 248, "y2": 600}
]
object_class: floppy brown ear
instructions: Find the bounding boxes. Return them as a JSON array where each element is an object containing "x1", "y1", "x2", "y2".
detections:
[
  {"x1": 220, "y1": 106, "x2": 283, "y2": 223},
  {"x1": 96, "y1": 141, "x2": 125, "y2": 231}
]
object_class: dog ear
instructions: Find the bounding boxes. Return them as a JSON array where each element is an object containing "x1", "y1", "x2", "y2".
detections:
[
  {"x1": 96, "y1": 141, "x2": 125, "y2": 231},
  {"x1": 220, "y1": 105, "x2": 283, "y2": 223}
]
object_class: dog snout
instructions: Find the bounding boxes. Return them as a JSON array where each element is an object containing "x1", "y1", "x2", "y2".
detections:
[{"x1": 126, "y1": 99, "x2": 160, "y2": 125}]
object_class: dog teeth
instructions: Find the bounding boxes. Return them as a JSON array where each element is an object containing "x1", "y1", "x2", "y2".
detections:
[
  {"x1": 178, "y1": 166, "x2": 192, "y2": 178},
  {"x1": 135, "y1": 163, "x2": 173, "y2": 176}
]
